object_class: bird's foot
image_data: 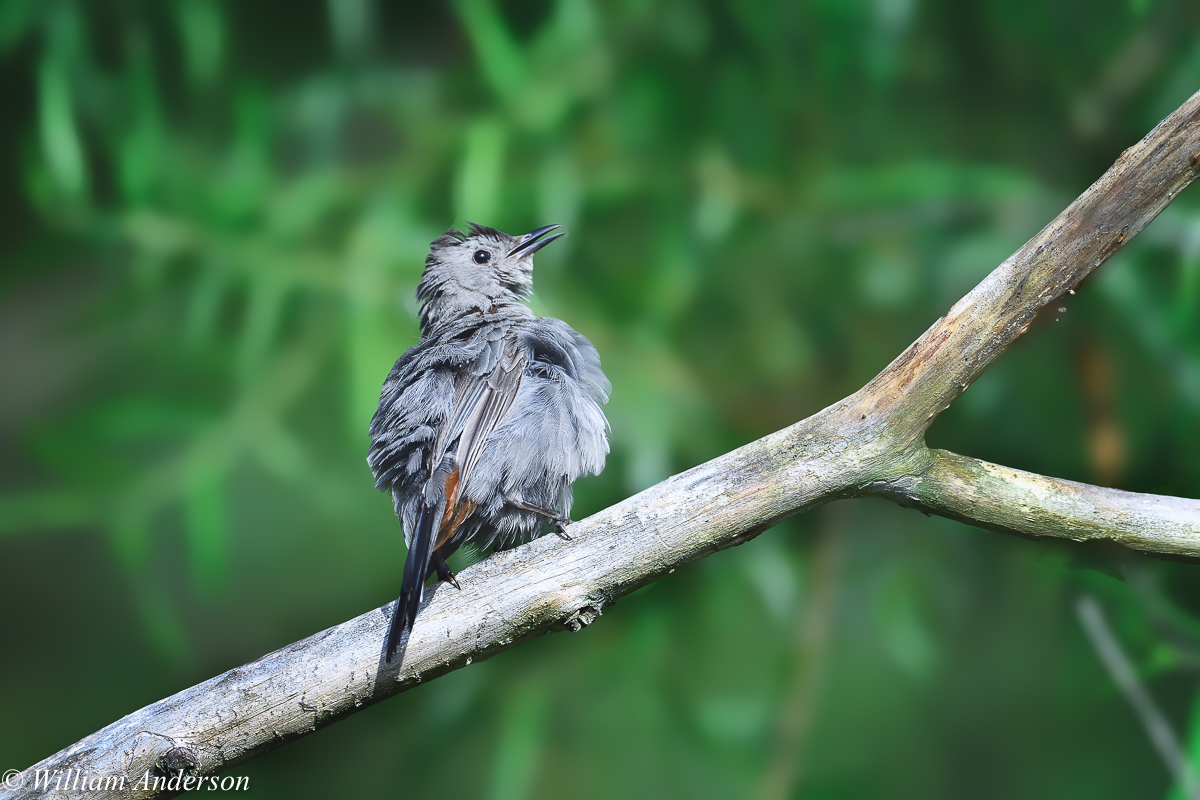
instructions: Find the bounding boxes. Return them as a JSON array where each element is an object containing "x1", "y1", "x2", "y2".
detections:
[
  {"x1": 434, "y1": 558, "x2": 462, "y2": 589},
  {"x1": 507, "y1": 497, "x2": 576, "y2": 540},
  {"x1": 553, "y1": 516, "x2": 575, "y2": 540}
]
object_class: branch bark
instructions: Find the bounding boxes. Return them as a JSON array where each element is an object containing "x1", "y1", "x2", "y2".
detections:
[
  {"x1": 879, "y1": 449, "x2": 1200, "y2": 556},
  {"x1": 7, "y1": 90, "x2": 1200, "y2": 800}
]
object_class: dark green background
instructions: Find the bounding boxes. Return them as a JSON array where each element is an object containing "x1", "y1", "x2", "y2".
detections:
[{"x1": 2, "y1": 0, "x2": 1200, "y2": 797}]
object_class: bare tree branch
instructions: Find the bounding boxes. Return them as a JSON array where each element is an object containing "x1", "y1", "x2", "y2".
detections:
[
  {"x1": 1077, "y1": 595, "x2": 1200, "y2": 799},
  {"x1": 7, "y1": 90, "x2": 1200, "y2": 800},
  {"x1": 875, "y1": 449, "x2": 1200, "y2": 556},
  {"x1": 855, "y1": 86, "x2": 1200, "y2": 437}
]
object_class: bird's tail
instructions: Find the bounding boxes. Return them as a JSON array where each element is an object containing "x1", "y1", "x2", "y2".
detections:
[{"x1": 385, "y1": 456, "x2": 454, "y2": 663}]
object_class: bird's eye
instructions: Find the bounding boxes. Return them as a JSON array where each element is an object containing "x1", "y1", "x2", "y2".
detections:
[{"x1": 473, "y1": 249, "x2": 491, "y2": 264}]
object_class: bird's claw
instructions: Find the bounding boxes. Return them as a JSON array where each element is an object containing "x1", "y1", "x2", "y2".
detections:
[
  {"x1": 554, "y1": 517, "x2": 574, "y2": 540},
  {"x1": 435, "y1": 559, "x2": 462, "y2": 589}
]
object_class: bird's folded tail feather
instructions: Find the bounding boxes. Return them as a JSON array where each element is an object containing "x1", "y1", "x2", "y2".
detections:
[{"x1": 385, "y1": 455, "x2": 456, "y2": 663}]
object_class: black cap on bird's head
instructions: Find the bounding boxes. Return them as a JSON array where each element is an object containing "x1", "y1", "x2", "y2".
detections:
[{"x1": 416, "y1": 223, "x2": 565, "y2": 335}]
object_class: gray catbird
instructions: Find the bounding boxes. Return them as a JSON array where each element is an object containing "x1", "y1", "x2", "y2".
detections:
[{"x1": 369, "y1": 223, "x2": 610, "y2": 661}]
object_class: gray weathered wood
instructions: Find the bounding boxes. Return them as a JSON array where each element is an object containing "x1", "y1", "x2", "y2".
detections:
[
  {"x1": 879, "y1": 449, "x2": 1200, "y2": 556},
  {"x1": 6, "y1": 90, "x2": 1200, "y2": 800}
]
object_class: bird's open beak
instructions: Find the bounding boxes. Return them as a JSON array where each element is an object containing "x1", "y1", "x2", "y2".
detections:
[{"x1": 509, "y1": 224, "x2": 565, "y2": 257}]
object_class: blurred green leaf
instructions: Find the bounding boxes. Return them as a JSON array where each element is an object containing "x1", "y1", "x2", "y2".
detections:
[
  {"x1": 115, "y1": 28, "x2": 165, "y2": 204},
  {"x1": 174, "y1": 0, "x2": 224, "y2": 89},
  {"x1": 327, "y1": 0, "x2": 373, "y2": 61},
  {"x1": 184, "y1": 448, "x2": 229, "y2": 595},
  {"x1": 875, "y1": 565, "x2": 940, "y2": 679},
  {"x1": 455, "y1": 116, "x2": 509, "y2": 225},
  {"x1": 0, "y1": 490, "x2": 98, "y2": 535},
  {"x1": 455, "y1": 0, "x2": 527, "y2": 105},
  {"x1": 0, "y1": 0, "x2": 38, "y2": 52},
  {"x1": 237, "y1": 277, "x2": 285, "y2": 382},
  {"x1": 36, "y1": 25, "x2": 87, "y2": 201},
  {"x1": 485, "y1": 677, "x2": 549, "y2": 800}
]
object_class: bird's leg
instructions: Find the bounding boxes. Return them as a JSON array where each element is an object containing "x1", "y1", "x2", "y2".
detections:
[
  {"x1": 433, "y1": 556, "x2": 461, "y2": 589},
  {"x1": 507, "y1": 498, "x2": 574, "y2": 540}
]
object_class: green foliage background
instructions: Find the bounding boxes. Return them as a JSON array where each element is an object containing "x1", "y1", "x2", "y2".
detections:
[{"x1": 2, "y1": 0, "x2": 1200, "y2": 797}]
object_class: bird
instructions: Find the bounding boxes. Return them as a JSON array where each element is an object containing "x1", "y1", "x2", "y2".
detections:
[{"x1": 368, "y1": 222, "x2": 610, "y2": 662}]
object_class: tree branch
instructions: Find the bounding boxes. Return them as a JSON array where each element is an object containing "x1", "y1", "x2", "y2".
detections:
[
  {"x1": 7, "y1": 90, "x2": 1200, "y2": 800},
  {"x1": 878, "y1": 449, "x2": 1200, "y2": 556},
  {"x1": 854, "y1": 86, "x2": 1200, "y2": 437}
]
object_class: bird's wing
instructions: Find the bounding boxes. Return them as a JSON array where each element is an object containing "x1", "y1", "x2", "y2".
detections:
[
  {"x1": 454, "y1": 346, "x2": 525, "y2": 487},
  {"x1": 385, "y1": 337, "x2": 526, "y2": 661},
  {"x1": 431, "y1": 344, "x2": 525, "y2": 551}
]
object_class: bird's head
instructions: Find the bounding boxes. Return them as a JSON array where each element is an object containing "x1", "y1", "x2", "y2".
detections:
[{"x1": 416, "y1": 223, "x2": 565, "y2": 335}]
